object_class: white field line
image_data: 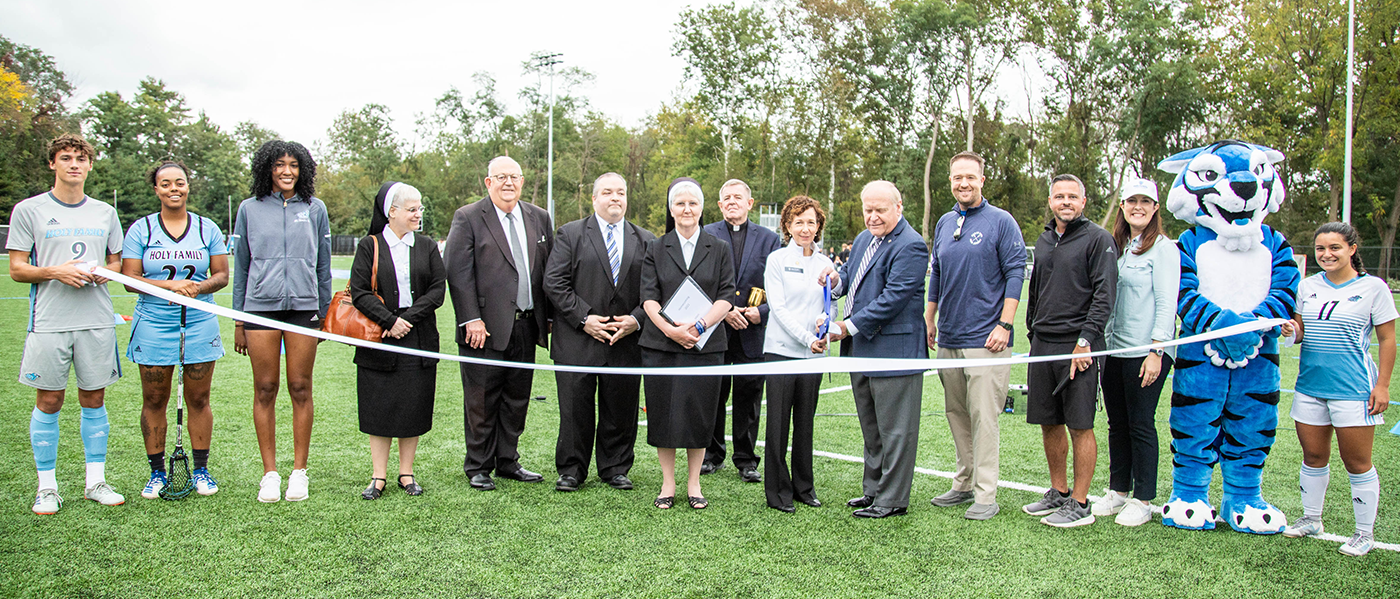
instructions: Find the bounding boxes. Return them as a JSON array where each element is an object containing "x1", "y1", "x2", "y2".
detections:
[{"x1": 636, "y1": 380, "x2": 1399, "y2": 553}]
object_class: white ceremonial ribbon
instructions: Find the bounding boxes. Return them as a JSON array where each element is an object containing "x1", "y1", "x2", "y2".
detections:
[{"x1": 93, "y1": 265, "x2": 1287, "y2": 377}]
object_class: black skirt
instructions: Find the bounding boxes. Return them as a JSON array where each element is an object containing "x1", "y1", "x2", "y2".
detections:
[
  {"x1": 642, "y1": 348, "x2": 723, "y2": 449},
  {"x1": 357, "y1": 364, "x2": 436, "y2": 437}
]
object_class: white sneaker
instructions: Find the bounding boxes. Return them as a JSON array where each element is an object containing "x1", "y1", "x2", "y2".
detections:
[
  {"x1": 32, "y1": 489, "x2": 62, "y2": 515},
  {"x1": 285, "y1": 469, "x2": 309, "y2": 502},
  {"x1": 1091, "y1": 488, "x2": 1127, "y2": 517},
  {"x1": 1116, "y1": 498, "x2": 1153, "y2": 526},
  {"x1": 258, "y1": 471, "x2": 282, "y2": 503},
  {"x1": 1339, "y1": 531, "x2": 1374, "y2": 557},
  {"x1": 84, "y1": 481, "x2": 125, "y2": 506},
  {"x1": 1282, "y1": 514, "x2": 1324, "y2": 538}
]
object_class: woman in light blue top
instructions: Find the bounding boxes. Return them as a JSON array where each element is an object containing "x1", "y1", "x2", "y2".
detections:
[
  {"x1": 1093, "y1": 178, "x2": 1179, "y2": 526},
  {"x1": 760, "y1": 196, "x2": 833, "y2": 513}
]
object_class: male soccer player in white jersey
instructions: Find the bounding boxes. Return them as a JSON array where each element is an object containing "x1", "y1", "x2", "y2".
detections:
[{"x1": 6, "y1": 134, "x2": 126, "y2": 514}]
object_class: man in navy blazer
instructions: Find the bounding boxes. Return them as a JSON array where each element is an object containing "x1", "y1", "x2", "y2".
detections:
[
  {"x1": 823, "y1": 180, "x2": 930, "y2": 518},
  {"x1": 700, "y1": 179, "x2": 781, "y2": 482}
]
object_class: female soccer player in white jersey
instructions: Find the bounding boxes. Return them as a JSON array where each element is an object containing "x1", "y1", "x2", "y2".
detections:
[
  {"x1": 1281, "y1": 222, "x2": 1394, "y2": 557},
  {"x1": 120, "y1": 160, "x2": 229, "y2": 499}
]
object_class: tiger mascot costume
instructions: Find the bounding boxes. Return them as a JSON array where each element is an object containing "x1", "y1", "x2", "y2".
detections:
[{"x1": 1158, "y1": 140, "x2": 1300, "y2": 534}]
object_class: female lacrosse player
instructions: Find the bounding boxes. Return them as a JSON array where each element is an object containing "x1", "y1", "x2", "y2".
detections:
[
  {"x1": 1281, "y1": 222, "x2": 1395, "y2": 557},
  {"x1": 121, "y1": 159, "x2": 229, "y2": 499}
]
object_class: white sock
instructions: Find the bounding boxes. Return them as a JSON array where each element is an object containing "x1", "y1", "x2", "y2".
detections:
[
  {"x1": 1300, "y1": 464, "x2": 1329, "y2": 518},
  {"x1": 37, "y1": 469, "x2": 57, "y2": 492},
  {"x1": 1349, "y1": 468, "x2": 1379, "y2": 535},
  {"x1": 85, "y1": 461, "x2": 106, "y2": 488}
]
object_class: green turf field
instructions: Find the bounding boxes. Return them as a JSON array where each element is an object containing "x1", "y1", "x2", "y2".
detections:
[{"x1": 1, "y1": 255, "x2": 1396, "y2": 598}]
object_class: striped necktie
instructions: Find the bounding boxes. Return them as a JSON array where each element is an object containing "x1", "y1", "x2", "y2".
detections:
[
  {"x1": 843, "y1": 236, "x2": 882, "y2": 319},
  {"x1": 606, "y1": 223, "x2": 620, "y2": 285}
]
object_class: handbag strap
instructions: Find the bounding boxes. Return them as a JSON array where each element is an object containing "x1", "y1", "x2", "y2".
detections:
[{"x1": 344, "y1": 234, "x2": 383, "y2": 298}]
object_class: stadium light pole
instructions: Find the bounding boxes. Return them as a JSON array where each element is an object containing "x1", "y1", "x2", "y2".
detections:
[
  {"x1": 1342, "y1": 0, "x2": 1355, "y2": 223},
  {"x1": 535, "y1": 52, "x2": 563, "y2": 228}
]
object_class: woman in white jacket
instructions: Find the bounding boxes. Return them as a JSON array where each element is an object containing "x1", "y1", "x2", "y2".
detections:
[{"x1": 761, "y1": 196, "x2": 833, "y2": 513}]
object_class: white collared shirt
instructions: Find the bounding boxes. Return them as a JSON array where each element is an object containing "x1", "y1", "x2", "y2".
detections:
[
  {"x1": 677, "y1": 227, "x2": 700, "y2": 269},
  {"x1": 596, "y1": 213, "x2": 625, "y2": 271},
  {"x1": 383, "y1": 227, "x2": 414, "y2": 308},
  {"x1": 494, "y1": 202, "x2": 531, "y2": 285}
]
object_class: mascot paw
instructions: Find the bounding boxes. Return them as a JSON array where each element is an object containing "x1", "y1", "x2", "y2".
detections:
[
  {"x1": 1222, "y1": 496, "x2": 1286, "y2": 535},
  {"x1": 1162, "y1": 496, "x2": 1217, "y2": 530}
]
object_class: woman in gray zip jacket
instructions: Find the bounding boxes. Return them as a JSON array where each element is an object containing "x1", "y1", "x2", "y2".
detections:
[{"x1": 230, "y1": 140, "x2": 332, "y2": 504}]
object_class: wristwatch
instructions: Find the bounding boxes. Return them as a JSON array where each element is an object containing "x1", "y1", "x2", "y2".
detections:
[
  {"x1": 997, "y1": 321, "x2": 1014, "y2": 332},
  {"x1": 1150, "y1": 347, "x2": 1165, "y2": 357},
  {"x1": 1076, "y1": 338, "x2": 1090, "y2": 349}
]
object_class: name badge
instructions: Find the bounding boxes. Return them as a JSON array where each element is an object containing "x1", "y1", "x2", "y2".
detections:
[{"x1": 784, "y1": 266, "x2": 804, "y2": 274}]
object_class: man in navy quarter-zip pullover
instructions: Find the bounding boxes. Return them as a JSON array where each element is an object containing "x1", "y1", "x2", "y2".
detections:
[{"x1": 925, "y1": 151, "x2": 1027, "y2": 521}]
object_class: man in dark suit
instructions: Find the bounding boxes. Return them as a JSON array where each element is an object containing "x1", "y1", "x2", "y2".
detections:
[
  {"x1": 444, "y1": 156, "x2": 554, "y2": 491},
  {"x1": 701, "y1": 179, "x2": 781, "y2": 483},
  {"x1": 822, "y1": 180, "x2": 930, "y2": 518},
  {"x1": 543, "y1": 173, "x2": 655, "y2": 493}
]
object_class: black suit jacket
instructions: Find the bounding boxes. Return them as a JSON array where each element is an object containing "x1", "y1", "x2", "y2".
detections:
[
  {"x1": 703, "y1": 220, "x2": 781, "y2": 358},
  {"x1": 544, "y1": 216, "x2": 655, "y2": 366},
  {"x1": 444, "y1": 197, "x2": 554, "y2": 351},
  {"x1": 348, "y1": 232, "x2": 447, "y2": 370},
  {"x1": 638, "y1": 228, "x2": 737, "y2": 355}
]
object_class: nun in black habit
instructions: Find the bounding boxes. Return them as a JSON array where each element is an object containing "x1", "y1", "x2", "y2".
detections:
[{"x1": 349, "y1": 181, "x2": 448, "y2": 499}]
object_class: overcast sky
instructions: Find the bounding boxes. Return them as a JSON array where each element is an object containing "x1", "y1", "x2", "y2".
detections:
[{"x1": 2, "y1": 0, "x2": 740, "y2": 147}]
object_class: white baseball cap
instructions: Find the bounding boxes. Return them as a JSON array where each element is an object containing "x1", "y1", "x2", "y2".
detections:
[{"x1": 1120, "y1": 178, "x2": 1159, "y2": 202}]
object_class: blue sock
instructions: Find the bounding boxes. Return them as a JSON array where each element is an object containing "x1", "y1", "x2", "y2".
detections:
[
  {"x1": 80, "y1": 406, "x2": 110, "y2": 463},
  {"x1": 30, "y1": 408, "x2": 59, "y2": 471}
]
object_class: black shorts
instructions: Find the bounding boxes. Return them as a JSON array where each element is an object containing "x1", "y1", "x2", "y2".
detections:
[
  {"x1": 241, "y1": 310, "x2": 319, "y2": 332},
  {"x1": 1026, "y1": 337, "x2": 1099, "y2": 429}
]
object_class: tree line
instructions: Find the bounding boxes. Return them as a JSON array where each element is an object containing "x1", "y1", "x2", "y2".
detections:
[{"x1": 2, "y1": 0, "x2": 1397, "y2": 273}]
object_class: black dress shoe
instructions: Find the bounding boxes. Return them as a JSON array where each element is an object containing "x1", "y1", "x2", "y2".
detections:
[
  {"x1": 853, "y1": 506, "x2": 908, "y2": 518},
  {"x1": 739, "y1": 467, "x2": 762, "y2": 483},
  {"x1": 699, "y1": 462, "x2": 723, "y2": 475},
  {"x1": 847, "y1": 495, "x2": 875, "y2": 508},
  {"x1": 771, "y1": 504, "x2": 796, "y2": 513},
  {"x1": 497, "y1": 467, "x2": 544, "y2": 483},
  {"x1": 605, "y1": 474, "x2": 634, "y2": 490},
  {"x1": 555, "y1": 475, "x2": 580, "y2": 492},
  {"x1": 798, "y1": 497, "x2": 822, "y2": 508},
  {"x1": 469, "y1": 473, "x2": 496, "y2": 491}
]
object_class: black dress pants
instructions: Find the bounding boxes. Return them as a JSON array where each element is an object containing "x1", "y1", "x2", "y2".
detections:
[
  {"x1": 763, "y1": 354, "x2": 820, "y2": 508},
  {"x1": 554, "y1": 370, "x2": 640, "y2": 481},
  {"x1": 1101, "y1": 354, "x2": 1173, "y2": 501},
  {"x1": 706, "y1": 340, "x2": 764, "y2": 469},
  {"x1": 460, "y1": 317, "x2": 537, "y2": 477}
]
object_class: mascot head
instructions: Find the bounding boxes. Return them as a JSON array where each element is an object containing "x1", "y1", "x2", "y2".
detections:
[{"x1": 1157, "y1": 140, "x2": 1286, "y2": 251}]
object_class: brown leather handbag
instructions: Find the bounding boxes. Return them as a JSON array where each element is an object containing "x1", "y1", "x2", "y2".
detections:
[{"x1": 322, "y1": 235, "x2": 384, "y2": 342}]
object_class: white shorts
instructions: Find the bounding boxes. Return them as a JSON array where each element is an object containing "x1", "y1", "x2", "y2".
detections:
[
  {"x1": 1290, "y1": 391, "x2": 1385, "y2": 428},
  {"x1": 18, "y1": 328, "x2": 122, "y2": 391}
]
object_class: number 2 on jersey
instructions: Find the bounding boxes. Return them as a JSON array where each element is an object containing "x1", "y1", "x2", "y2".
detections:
[{"x1": 162, "y1": 265, "x2": 197, "y2": 280}]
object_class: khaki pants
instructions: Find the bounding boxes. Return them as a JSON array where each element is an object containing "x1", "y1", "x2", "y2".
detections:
[{"x1": 937, "y1": 347, "x2": 1012, "y2": 504}]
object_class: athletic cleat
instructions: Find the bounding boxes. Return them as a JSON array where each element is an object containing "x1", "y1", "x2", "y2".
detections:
[
  {"x1": 258, "y1": 471, "x2": 281, "y2": 503},
  {"x1": 1041, "y1": 499, "x2": 1095, "y2": 528},
  {"x1": 32, "y1": 489, "x2": 62, "y2": 515},
  {"x1": 1023, "y1": 487, "x2": 1072, "y2": 516},
  {"x1": 193, "y1": 468, "x2": 219, "y2": 496},
  {"x1": 141, "y1": 471, "x2": 168, "y2": 499},
  {"x1": 1091, "y1": 488, "x2": 1127, "y2": 517},
  {"x1": 285, "y1": 469, "x2": 309, "y2": 502},
  {"x1": 84, "y1": 481, "x2": 125, "y2": 506},
  {"x1": 1339, "y1": 531, "x2": 1374, "y2": 557},
  {"x1": 1282, "y1": 515, "x2": 1324, "y2": 538}
]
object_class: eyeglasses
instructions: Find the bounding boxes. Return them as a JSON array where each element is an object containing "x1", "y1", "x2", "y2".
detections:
[
  {"x1": 393, "y1": 206, "x2": 424, "y2": 214},
  {"x1": 953, "y1": 213, "x2": 966, "y2": 241},
  {"x1": 491, "y1": 174, "x2": 522, "y2": 183}
]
